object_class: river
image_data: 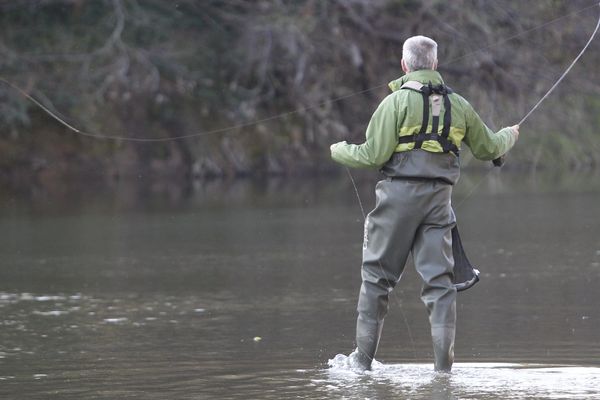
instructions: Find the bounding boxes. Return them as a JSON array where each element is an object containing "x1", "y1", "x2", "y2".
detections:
[{"x1": 1, "y1": 169, "x2": 600, "y2": 399}]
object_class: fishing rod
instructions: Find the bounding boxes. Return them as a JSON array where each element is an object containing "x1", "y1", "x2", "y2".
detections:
[{"x1": 492, "y1": 1, "x2": 600, "y2": 167}]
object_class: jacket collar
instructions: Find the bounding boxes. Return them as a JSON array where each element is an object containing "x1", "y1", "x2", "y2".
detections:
[{"x1": 388, "y1": 70, "x2": 445, "y2": 92}]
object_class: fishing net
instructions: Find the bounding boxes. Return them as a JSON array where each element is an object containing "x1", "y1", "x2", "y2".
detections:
[{"x1": 451, "y1": 226, "x2": 480, "y2": 292}]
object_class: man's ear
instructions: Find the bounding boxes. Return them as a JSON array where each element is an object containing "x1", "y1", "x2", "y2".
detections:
[
  {"x1": 401, "y1": 59, "x2": 409, "y2": 73},
  {"x1": 432, "y1": 60, "x2": 438, "y2": 70}
]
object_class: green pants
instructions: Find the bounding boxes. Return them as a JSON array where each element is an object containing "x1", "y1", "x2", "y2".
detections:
[{"x1": 356, "y1": 178, "x2": 457, "y2": 371}]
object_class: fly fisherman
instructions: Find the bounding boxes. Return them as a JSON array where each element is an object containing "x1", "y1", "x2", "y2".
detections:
[{"x1": 330, "y1": 35, "x2": 519, "y2": 372}]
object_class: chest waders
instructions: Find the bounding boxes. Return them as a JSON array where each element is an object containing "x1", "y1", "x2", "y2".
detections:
[
  {"x1": 399, "y1": 81, "x2": 480, "y2": 292},
  {"x1": 398, "y1": 81, "x2": 459, "y2": 156},
  {"x1": 350, "y1": 81, "x2": 478, "y2": 373}
]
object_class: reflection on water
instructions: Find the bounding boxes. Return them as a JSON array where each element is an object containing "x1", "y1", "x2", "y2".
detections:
[{"x1": 0, "y1": 170, "x2": 600, "y2": 399}]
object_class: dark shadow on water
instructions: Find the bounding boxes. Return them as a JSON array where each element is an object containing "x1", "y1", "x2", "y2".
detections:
[{"x1": 2, "y1": 168, "x2": 600, "y2": 217}]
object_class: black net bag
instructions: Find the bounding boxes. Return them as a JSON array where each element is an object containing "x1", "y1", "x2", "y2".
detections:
[{"x1": 451, "y1": 226, "x2": 480, "y2": 292}]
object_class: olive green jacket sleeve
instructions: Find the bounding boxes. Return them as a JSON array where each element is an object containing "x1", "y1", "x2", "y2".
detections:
[
  {"x1": 330, "y1": 94, "x2": 402, "y2": 168},
  {"x1": 462, "y1": 104, "x2": 517, "y2": 161}
]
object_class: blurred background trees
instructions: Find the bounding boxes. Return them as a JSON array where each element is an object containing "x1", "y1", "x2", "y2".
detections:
[{"x1": 1, "y1": 0, "x2": 599, "y2": 183}]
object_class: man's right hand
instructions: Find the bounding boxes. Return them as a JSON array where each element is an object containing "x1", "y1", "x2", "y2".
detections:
[{"x1": 510, "y1": 124, "x2": 520, "y2": 140}]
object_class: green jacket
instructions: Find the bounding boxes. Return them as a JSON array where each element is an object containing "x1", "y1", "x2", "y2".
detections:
[{"x1": 330, "y1": 70, "x2": 517, "y2": 169}]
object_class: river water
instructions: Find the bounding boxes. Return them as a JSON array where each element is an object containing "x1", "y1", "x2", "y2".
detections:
[{"x1": 1, "y1": 169, "x2": 600, "y2": 399}]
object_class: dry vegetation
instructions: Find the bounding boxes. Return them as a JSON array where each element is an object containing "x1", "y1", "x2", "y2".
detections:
[{"x1": 0, "y1": 0, "x2": 599, "y2": 182}]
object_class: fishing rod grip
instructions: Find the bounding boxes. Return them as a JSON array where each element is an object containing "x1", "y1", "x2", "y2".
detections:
[{"x1": 492, "y1": 156, "x2": 505, "y2": 167}]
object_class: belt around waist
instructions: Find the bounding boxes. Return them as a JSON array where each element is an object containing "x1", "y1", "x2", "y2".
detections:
[{"x1": 388, "y1": 176, "x2": 453, "y2": 185}]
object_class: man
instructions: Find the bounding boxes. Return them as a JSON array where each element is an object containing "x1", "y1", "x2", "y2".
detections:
[{"x1": 330, "y1": 35, "x2": 519, "y2": 372}]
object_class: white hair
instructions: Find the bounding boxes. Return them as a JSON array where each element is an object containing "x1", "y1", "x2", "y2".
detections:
[{"x1": 402, "y1": 36, "x2": 438, "y2": 71}]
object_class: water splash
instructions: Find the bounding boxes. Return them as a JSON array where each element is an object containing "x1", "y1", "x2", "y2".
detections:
[
  {"x1": 327, "y1": 353, "x2": 383, "y2": 374},
  {"x1": 320, "y1": 361, "x2": 600, "y2": 399}
]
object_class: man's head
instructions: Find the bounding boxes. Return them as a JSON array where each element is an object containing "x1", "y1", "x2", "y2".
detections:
[{"x1": 401, "y1": 35, "x2": 438, "y2": 73}]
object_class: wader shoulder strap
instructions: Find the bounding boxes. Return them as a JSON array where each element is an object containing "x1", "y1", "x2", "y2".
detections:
[
  {"x1": 398, "y1": 81, "x2": 459, "y2": 156},
  {"x1": 400, "y1": 80, "x2": 424, "y2": 92}
]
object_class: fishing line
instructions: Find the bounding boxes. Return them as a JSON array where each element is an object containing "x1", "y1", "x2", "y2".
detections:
[
  {"x1": 442, "y1": 1, "x2": 600, "y2": 67},
  {"x1": 345, "y1": 165, "x2": 419, "y2": 361},
  {"x1": 0, "y1": 76, "x2": 386, "y2": 142},
  {"x1": 345, "y1": 167, "x2": 366, "y2": 219},
  {"x1": 0, "y1": 2, "x2": 597, "y2": 142},
  {"x1": 517, "y1": 5, "x2": 600, "y2": 126},
  {"x1": 454, "y1": 0, "x2": 600, "y2": 209}
]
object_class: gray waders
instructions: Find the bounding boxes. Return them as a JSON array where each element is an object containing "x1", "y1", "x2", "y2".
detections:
[{"x1": 353, "y1": 177, "x2": 456, "y2": 372}]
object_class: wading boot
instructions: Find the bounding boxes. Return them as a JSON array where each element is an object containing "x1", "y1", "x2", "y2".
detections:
[
  {"x1": 432, "y1": 325, "x2": 455, "y2": 372},
  {"x1": 354, "y1": 310, "x2": 385, "y2": 371},
  {"x1": 348, "y1": 348, "x2": 372, "y2": 371}
]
